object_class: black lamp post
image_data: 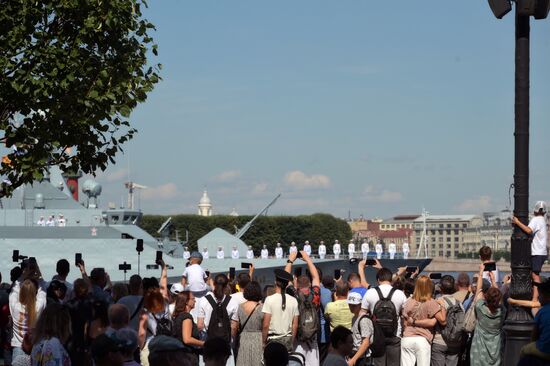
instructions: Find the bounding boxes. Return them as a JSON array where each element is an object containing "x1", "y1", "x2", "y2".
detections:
[{"x1": 487, "y1": 1, "x2": 550, "y2": 365}]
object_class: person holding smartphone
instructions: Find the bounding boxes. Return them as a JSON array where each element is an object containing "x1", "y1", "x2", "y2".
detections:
[{"x1": 478, "y1": 246, "x2": 499, "y2": 287}]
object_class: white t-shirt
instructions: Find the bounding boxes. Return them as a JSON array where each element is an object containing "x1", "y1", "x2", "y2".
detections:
[
  {"x1": 262, "y1": 293, "x2": 299, "y2": 339},
  {"x1": 197, "y1": 293, "x2": 239, "y2": 330},
  {"x1": 217, "y1": 250, "x2": 225, "y2": 259},
  {"x1": 529, "y1": 216, "x2": 548, "y2": 255},
  {"x1": 362, "y1": 284, "x2": 407, "y2": 337},
  {"x1": 182, "y1": 264, "x2": 207, "y2": 292},
  {"x1": 230, "y1": 291, "x2": 246, "y2": 305},
  {"x1": 275, "y1": 247, "x2": 283, "y2": 258},
  {"x1": 261, "y1": 249, "x2": 269, "y2": 259},
  {"x1": 9, "y1": 281, "x2": 47, "y2": 347}
]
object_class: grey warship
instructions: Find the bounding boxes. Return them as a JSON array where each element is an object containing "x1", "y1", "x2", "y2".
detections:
[{"x1": 0, "y1": 168, "x2": 431, "y2": 285}]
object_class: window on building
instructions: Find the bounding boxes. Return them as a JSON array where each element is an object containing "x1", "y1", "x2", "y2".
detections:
[
  {"x1": 462, "y1": 223, "x2": 467, "y2": 228},
  {"x1": 439, "y1": 251, "x2": 444, "y2": 256},
  {"x1": 446, "y1": 230, "x2": 451, "y2": 235},
  {"x1": 439, "y1": 224, "x2": 444, "y2": 228},
  {"x1": 454, "y1": 230, "x2": 459, "y2": 234},
  {"x1": 447, "y1": 237, "x2": 451, "y2": 242},
  {"x1": 447, "y1": 224, "x2": 452, "y2": 228},
  {"x1": 454, "y1": 237, "x2": 459, "y2": 242},
  {"x1": 446, "y1": 251, "x2": 451, "y2": 257},
  {"x1": 439, "y1": 237, "x2": 443, "y2": 242},
  {"x1": 455, "y1": 224, "x2": 459, "y2": 228}
]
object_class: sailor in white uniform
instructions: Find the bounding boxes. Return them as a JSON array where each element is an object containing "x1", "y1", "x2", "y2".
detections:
[
  {"x1": 361, "y1": 240, "x2": 369, "y2": 259},
  {"x1": 402, "y1": 242, "x2": 410, "y2": 259},
  {"x1": 202, "y1": 247, "x2": 209, "y2": 259},
  {"x1": 303, "y1": 241, "x2": 312, "y2": 257},
  {"x1": 318, "y1": 241, "x2": 327, "y2": 259},
  {"x1": 388, "y1": 242, "x2": 397, "y2": 260},
  {"x1": 231, "y1": 246, "x2": 240, "y2": 259},
  {"x1": 46, "y1": 215, "x2": 55, "y2": 227},
  {"x1": 261, "y1": 245, "x2": 269, "y2": 259},
  {"x1": 183, "y1": 247, "x2": 191, "y2": 261},
  {"x1": 275, "y1": 243, "x2": 283, "y2": 259},
  {"x1": 216, "y1": 246, "x2": 225, "y2": 259},
  {"x1": 333, "y1": 240, "x2": 341, "y2": 259},
  {"x1": 348, "y1": 240, "x2": 355, "y2": 259},
  {"x1": 57, "y1": 214, "x2": 66, "y2": 227},
  {"x1": 246, "y1": 246, "x2": 254, "y2": 259},
  {"x1": 289, "y1": 242, "x2": 298, "y2": 256},
  {"x1": 375, "y1": 243, "x2": 383, "y2": 259},
  {"x1": 37, "y1": 216, "x2": 46, "y2": 226}
]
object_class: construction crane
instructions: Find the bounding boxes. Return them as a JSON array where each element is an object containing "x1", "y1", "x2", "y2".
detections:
[{"x1": 124, "y1": 182, "x2": 147, "y2": 210}]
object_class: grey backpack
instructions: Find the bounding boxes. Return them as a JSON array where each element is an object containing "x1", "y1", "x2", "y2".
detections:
[{"x1": 440, "y1": 297, "x2": 465, "y2": 345}]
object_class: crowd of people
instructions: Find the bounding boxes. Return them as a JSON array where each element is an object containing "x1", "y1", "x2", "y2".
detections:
[{"x1": 0, "y1": 202, "x2": 548, "y2": 366}]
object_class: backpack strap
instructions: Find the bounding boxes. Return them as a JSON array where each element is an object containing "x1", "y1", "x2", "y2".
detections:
[
  {"x1": 221, "y1": 295, "x2": 231, "y2": 308},
  {"x1": 130, "y1": 297, "x2": 144, "y2": 321},
  {"x1": 374, "y1": 287, "x2": 385, "y2": 301},
  {"x1": 205, "y1": 294, "x2": 217, "y2": 308},
  {"x1": 462, "y1": 291, "x2": 471, "y2": 305},
  {"x1": 356, "y1": 314, "x2": 369, "y2": 339},
  {"x1": 444, "y1": 297, "x2": 453, "y2": 308},
  {"x1": 387, "y1": 287, "x2": 397, "y2": 301},
  {"x1": 238, "y1": 303, "x2": 259, "y2": 336}
]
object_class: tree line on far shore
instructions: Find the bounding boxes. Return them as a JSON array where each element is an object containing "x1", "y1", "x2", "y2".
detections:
[{"x1": 139, "y1": 213, "x2": 353, "y2": 252}]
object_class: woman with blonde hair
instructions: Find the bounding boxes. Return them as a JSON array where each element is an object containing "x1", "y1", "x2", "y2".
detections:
[
  {"x1": 31, "y1": 303, "x2": 72, "y2": 365},
  {"x1": 9, "y1": 276, "x2": 47, "y2": 361},
  {"x1": 400, "y1": 275, "x2": 446, "y2": 366}
]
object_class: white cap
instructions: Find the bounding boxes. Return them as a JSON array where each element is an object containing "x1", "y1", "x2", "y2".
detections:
[
  {"x1": 534, "y1": 201, "x2": 547, "y2": 214},
  {"x1": 347, "y1": 292, "x2": 362, "y2": 305},
  {"x1": 170, "y1": 283, "x2": 184, "y2": 295}
]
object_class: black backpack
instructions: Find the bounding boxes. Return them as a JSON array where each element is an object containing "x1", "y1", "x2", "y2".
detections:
[
  {"x1": 205, "y1": 294, "x2": 232, "y2": 343},
  {"x1": 372, "y1": 287, "x2": 398, "y2": 338},
  {"x1": 152, "y1": 312, "x2": 173, "y2": 337},
  {"x1": 357, "y1": 314, "x2": 386, "y2": 358},
  {"x1": 296, "y1": 291, "x2": 320, "y2": 344}
]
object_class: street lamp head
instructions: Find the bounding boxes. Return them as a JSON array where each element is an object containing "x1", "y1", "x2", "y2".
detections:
[{"x1": 489, "y1": 0, "x2": 512, "y2": 18}]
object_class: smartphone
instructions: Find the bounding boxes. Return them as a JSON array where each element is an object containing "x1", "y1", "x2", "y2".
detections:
[
  {"x1": 155, "y1": 250, "x2": 163, "y2": 265},
  {"x1": 296, "y1": 251, "x2": 303, "y2": 259},
  {"x1": 75, "y1": 253, "x2": 82, "y2": 267},
  {"x1": 349, "y1": 258, "x2": 359, "y2": 264},
  {"x1": 405, "y1": 266, "x2": 417, "y2": 273},
  {"x1": 241, "y1": 262, "x2": 252, "y2": 269},
  {"x1": 205, "y1": 270, "x2": 211, "y2": 277},
  {"x1": 146, "y1": 264, "x2": 159, "y2": 270},
  {"x1": 229, "y1": 267, "x2": 236, "y2": 280},
  {"x1": 12, "y1": 250, "x2": 19, "y2": 262},
  {"x1": 429, "y1": 272, "x2": 442, "y2": 280},
  {"x1": 365, "y1": 259, "x2": 377, "y2": 266},
  {"x1": 484, "y1": 262, "x2": 496, "y2": 272},
  {"x1": 334, "y1": 269, "x2": 341, "y2": 279},
  {"x1": 294, "y1": 267, "x2": 302, "y2": 277}
]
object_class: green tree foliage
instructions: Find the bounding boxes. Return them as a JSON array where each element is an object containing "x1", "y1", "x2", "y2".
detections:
[
  {"x1": 139, "y1": 213, "x2": 353, "y2": 253},
  {"x1": 0, "y1": 0, "x2": 160, "y2": 196}
]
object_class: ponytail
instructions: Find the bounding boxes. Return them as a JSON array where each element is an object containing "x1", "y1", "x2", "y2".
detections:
[
  {"x1": 213, "y1": 274, "x2": 229, "y2": 301},
  {"x1": 276, "y1": 280, "x2": 287, "y2": 311}
]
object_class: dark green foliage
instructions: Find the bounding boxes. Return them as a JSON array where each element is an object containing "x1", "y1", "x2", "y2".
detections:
[
  {"x1": 0, "y1": 0, "x2": 160, "y2": 196},
  {"x1": 139, "y1": 213, "x2": 353, "y2": 252}
]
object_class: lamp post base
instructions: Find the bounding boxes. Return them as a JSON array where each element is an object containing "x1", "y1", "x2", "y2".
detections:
[{"x1": 503, "y1": 305, "x2": 534, "y2": 366}]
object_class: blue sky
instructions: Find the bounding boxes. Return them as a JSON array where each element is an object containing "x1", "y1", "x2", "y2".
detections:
[{"x1": 93, "y1": 1, "x2": 550, "y2": 218}]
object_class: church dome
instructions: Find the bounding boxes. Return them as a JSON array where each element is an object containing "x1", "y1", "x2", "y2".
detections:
[{"x1": 199, "y1": 190, "x2": 211, "y2": 206}]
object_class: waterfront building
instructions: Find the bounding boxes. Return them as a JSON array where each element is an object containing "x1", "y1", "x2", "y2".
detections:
[{"x1": 463, "y1": 210, "x2": 513, "y2": 255}]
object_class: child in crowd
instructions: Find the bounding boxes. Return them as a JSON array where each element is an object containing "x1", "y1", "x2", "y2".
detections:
[{"x1": 181, "y1": 252, "x2": 209, "y2": 298}]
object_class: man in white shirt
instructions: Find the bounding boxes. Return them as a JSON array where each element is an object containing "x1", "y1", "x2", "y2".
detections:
[
  {"x1": 202, "y1": 247, "x2": 209, "y2": 259},
  {"x1": 181, "y1": 252, "x2": 208, "y2": 297},
  {"x1": 261, "y1": 245, "x2": 269, "y2": 259},
  {"x1": 246, "y1": 245, "x2": 254, "y2": 259},
  {"x1": 216, "y1": 246, "x2": 225, "y2": 259},
  {"x1": 361, "y1": 267, "x2": 407, "y2": 366},
  {"x1": 513, "y1": 201, "x2": 549, "y2": 284},
  {"x1": 375, "y1": 243, "x2": 383, "y2": 259},
  {"x1": 318, "y1": 241, "x2": 327, "y2": 259},
  {"x1": 289, "y1": 242, "x2": 298, "y2": 256},
  {"x1": 303, "y1": 241, "x2": 312, "y2": 257},
  {"x1": 46, "y1": 215, "x2": 55, "y2": 226},
  {"x1": 275, "y1": 243, "x2": 283, "y2": 259},
  {"x1": 183, "y1": 247, "x2": 191, "y2": 261},
  {"x1": 37, "y1": 216, "x2": 46, "y2": 226},
  {"x1": 333, "y1": 240, "x2": 341, "y2": 259},
  {"x1": 388, "y1": 242, "x2": 397, "y2": 260},
  {"x1": 402, "y1": 242, "x2": 410, "y2": 259},
  {"x1": 361, "y1": 241, "x2": 369, "y2": 259},
  {"x1": 348, "y1": 240, "x2": 355, "y2": 259},
  {"x1": 231, "y1": 245, "x2": 240, "y2": 259},
  {"x1": 57, "y1": 214, "x2": 66, "y2": 227}
]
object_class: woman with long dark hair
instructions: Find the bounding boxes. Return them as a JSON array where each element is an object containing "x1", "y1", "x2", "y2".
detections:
[
  {"x1": 470, "y1": 263, "x2": 503, "y2": 366},
  {"x1": 172, "y1": 291, "x2": 203, "y2": 366},
  {"x1": 31, "y1": 303, "x2": 72, "y2": 365}
]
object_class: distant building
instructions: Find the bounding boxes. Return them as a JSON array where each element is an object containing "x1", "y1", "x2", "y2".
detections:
[
  {"x1": 379, "y1": 215, "x2": 420, "y2": 231},
  {"x1": 229, "y1": 208, "x2": 239, "y2": 217},
  {"x1": 197, "y1": 190, "x2": 213, "y2": 217},
  {"x1": 463, "y1": 211, "x2": 513, "y2": 255},
  {"x1": 413, "y1": 214, "x2": 482, "y2": 258}
]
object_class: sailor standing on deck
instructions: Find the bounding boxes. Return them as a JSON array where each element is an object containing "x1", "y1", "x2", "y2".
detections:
[
  {"x1": 216, "y1": 246, "x2": 224, "y2": 259},
  {"x1": 37, "y1": 216, "x2": 46, "y2": 226},
  {"x1": 275, "y1": 243, "x2": 283, "y2": 259},
  {"x1": 347, "y1": 240, "x2": 355, "y2": 259},
  {"x1": 46, "y1": 215, "x2": 55, "y2": 227},
  {"x1": 289, "y1": 242, "x2": 298, "y2": 256},
  {"x1": 303, "y1": 241, "x2": 312, "y2": 257},
  {"x1": 318, "y1": 241, "x2": 326, "y2": 259},
  {"x1": 361, "y1": 240, "x2": 369, "y2": 259},
  {"x1": 57, "y1": 214, "x2": 66, "y2": 227},
  {"x1": 246, "y1": 246, "x2": 254, "y2": 259},
  {"x1": 402, "y1": 242, "x2": 410, "y2": 259},
  {"x1": 333, "y1": 240, "x2": 341, "y2": 259},
  {"x1": 375, "y1": 243, "x2": 383, "y2": 259},
  {"x1": 388, "y1": 242, "x2": 397, "y2": 259},
  {"x1": 183, "y1": 247, "x2": 191, "y2": 261},
  {"x1": 202, "y1": 247, "x2": 209, "y2": 259},
  {"x1": 261, "y1": 245, "x2": 269, "y2": 259},
  {"x1": 231, "y1": 245, "x2": 240, "y2": 259}
]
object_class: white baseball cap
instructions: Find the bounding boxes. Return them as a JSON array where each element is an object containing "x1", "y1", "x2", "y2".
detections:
[
  {"x1": 170, "y1": 283, "x2": 184, "y2": 295},
  {"x1": 347, "y1": 292, "x2": 362, "y2": 305},
  {"x1": 534, "y1": 201, "x2": 547, "y2": 214}
]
